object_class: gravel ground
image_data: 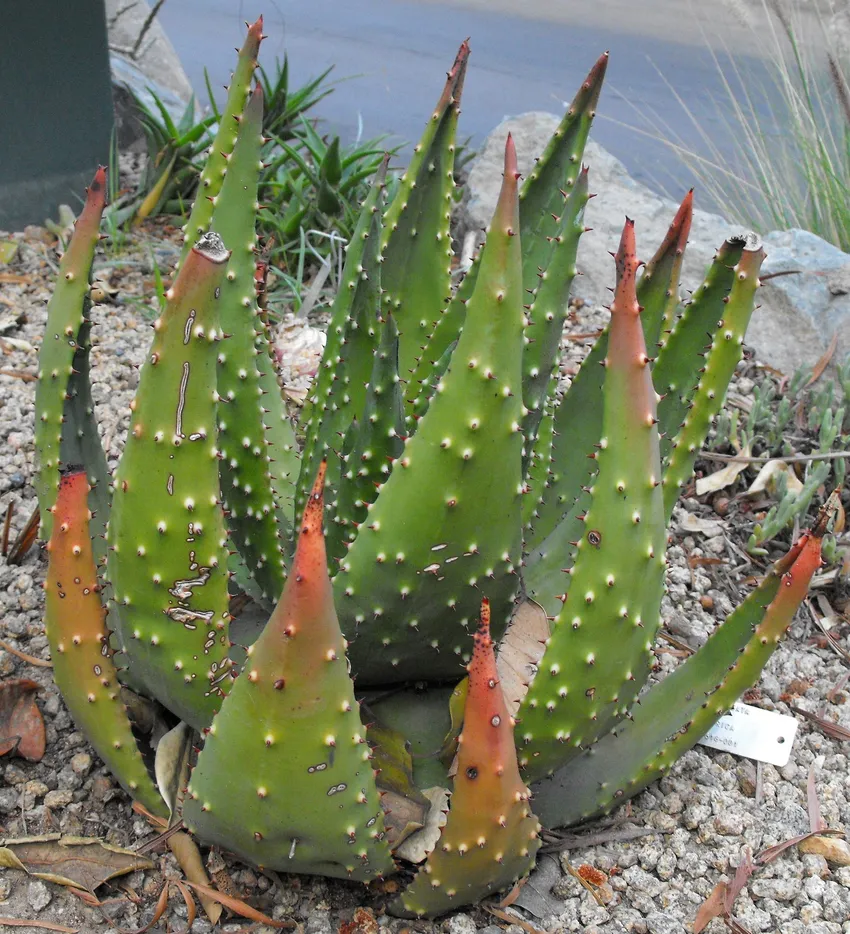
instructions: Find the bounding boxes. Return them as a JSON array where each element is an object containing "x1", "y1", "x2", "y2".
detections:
[{"x1": 1, "y1": 225, "x2": 850, "y2": 934}]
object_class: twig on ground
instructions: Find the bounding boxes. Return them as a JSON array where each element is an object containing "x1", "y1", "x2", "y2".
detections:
[{"x1": 0, "y1": 638, "x2": 52, "y2": 668}]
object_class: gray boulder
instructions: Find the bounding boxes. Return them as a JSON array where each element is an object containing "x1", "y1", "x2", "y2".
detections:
[
  {"x1": 106, "y1": 0, "x2": 197, "y2": 149},
  {"x1": 462, "y1": 112, "x2": 731, "y2": 305},
  {"x1": 462, "y1": 113, "x2": 850, "y2": 376},
  {"x1": 754, "y1": 228, "x2": 850, "y2": 377}
]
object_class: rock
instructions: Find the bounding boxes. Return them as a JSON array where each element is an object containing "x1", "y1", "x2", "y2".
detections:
[
  {"x1": 799, "y1": 834, "x2": 850, "y2": 866},
  {"x1": 71, "y1": 752, "x2": 92, "y2": 776},
  {"x1": 645, "y1": 913, "x2": 688, "y2": 934},
  {"x1": 463, "y1": 114, "x2": 850, "y2": 376},
  {"x1": 44, "y1": 789, "x2": 74, "y2": 809},
  {"x1": 447, "y1": 913, "x2": 478, "y2": 934},
  {"x1": 462, "y1": 112, "x2": 731, "y2": 305},
  {"x1": 305, "y1": 908, "x2": 333, "y2": 934},
  {"x1": 514, "y1": 854, "x2": 566, "y2": 918},
  {"x1": 27, "y1": 879, "x2": 52, "y2": 912},
  {"x1": 105, "y1": 0, "x2": 197, "y2": 149},
  {"x1": 751, "y1": 229, "x2": 850, "y2": 376}
]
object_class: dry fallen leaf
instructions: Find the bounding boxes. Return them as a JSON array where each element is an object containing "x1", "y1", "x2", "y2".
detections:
[
  {"x1": 484, "y1": 905, "x2": 547, "y2": 934},
  {"x1": 678, "y1": 513, "x2": 724, "y2": 537},
  {"x1": 0, "y1": 835, "x2": 153, "y2": 892},
  {"x1": 693, "y1": 881, "x2": 728, "y2": 933},
  {"x1": 0, "y1": 679, "x2": 46, "y2": 761},
  {"x1": 0, "y1": 917, "x2": 80, "y2": 932},
  {"x1": 185, "y1": 880, "x2": 296, "y2": 928},
  {"x1": 380, "y1": 789, "x2": 428, "y2": 851},
  {"x1": 167, "y1": 830, "x2": 222, "y2": 926},
  {"x1": 696, "y1": 445, "x2": 752, "y2": 496},
  {"x1": 746, "y1": 459, "x2": 803, "y2": 498},
  {"x1": 694, "y1": 847, "x2": 754, "y2": 933},
  {"x1": 154, "y1": 721, "x2": 193, "y2": 820},
  {"x1": 496, "y1": 599, "x2": 550, "y2": 716},
  {"x1": 805, "y1": 330, "x2": 839, "y2": 387},
  {"x1": 394, "y1": 786, "x2": 450, "y2": 864}
]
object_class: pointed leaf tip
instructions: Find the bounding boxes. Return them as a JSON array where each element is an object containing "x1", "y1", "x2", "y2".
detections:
[
  {"x1": 88, "y1": 165, "x2": 107, "y2": 198},
  {"x1": 249, "y1": 80, "x2": 264, "y2": 108},
  {"x1": 673, "y1": 189, "x2": 693, "y2": 234},
  {"x1": 448, "y1": 38, "x2": 471, "y2": 102},
  {"x1": 303, "y1": 460, "x2": 328, "y2": 532},
  {"x1": 504, "y1": 134, "x2": 519, "y2": 180},
  {"x1": 614, "y1": 217, "x2": 640, "y2": 291},
  {"x1": 583, "y1": 51, "x2": 609, "y2": 110}
]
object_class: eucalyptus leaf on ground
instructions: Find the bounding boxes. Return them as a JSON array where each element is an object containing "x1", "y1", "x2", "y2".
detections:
[{"x1": 0, "y1": 835, "x2": 153, "y2": 892}]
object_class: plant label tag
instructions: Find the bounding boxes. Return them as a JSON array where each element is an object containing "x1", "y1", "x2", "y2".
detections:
[{"x1": 698, "y1": 703, "x2": 798, "y2": 766}]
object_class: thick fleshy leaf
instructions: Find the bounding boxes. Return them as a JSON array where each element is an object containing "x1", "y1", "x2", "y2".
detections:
[
  {"x1": 381, "y1": 41, "x2": 468, "y2": 381},
  {"x1": 46, "y1": 468, "x2": 166, "y2": 816},
  {"x1": 107, "y1": 234, "x2": 232, "y2": 730},
  {"x1": 212, "y1": 83, "x2": 289, "y2": 602},
  {"x1": 531, "y1": 499, "x2": 831, "y2": 828},
  {"x1": 393, "y1": 599, "x2": 540, "y2": 917},
  {"x1": 34, "y1": 166, "x2": 109, "y2": 548},
  {"x1": 334, "y1": 137, "x2": 524, "y2": 685},
  {"x1": 184, "y1": 463, "x2": 393, "y2": 881},
  {"x1": 518, "y1": 219, "x2": 666, "y2": 780}
]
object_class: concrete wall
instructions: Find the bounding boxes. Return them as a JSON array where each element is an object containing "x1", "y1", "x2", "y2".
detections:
[{"x1": 0, "y1": 0, "x2": 113, "y2": 231}]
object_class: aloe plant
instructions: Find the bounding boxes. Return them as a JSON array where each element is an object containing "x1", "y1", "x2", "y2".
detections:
[{"x1": 35, "y1": 21, "x2": 833, "y2": 918}]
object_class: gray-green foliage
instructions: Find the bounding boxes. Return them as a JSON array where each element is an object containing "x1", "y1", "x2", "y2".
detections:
[{"x1": 709, "y1": 356, "x2": 849, "y2": 555}]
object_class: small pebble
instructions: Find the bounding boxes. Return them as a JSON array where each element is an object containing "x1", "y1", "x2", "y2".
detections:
[
  {"x1": 27, "y1": 880, "x2": 52, "y2": 912},
  {"x1": 70, "y1": 752, "x2": 92, "y2": 775},
  {"x1": 44, "y1": 789, "x2": 74, "y2": 809}
]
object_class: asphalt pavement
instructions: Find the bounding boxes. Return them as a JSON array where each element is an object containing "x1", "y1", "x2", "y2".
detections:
[{"x1": 158, "y1": 0, "x2": 772, "y2": 205}]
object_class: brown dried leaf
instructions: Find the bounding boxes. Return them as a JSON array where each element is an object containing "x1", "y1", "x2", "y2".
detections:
[
  {"x1": 694, "y1": 848, "x2": 754, "y2": 933},
  {"x1": 695, "y1": 444, "x2": 751, "y2": 496},
  {"x1": 380, "y1": 789, "x2": 427, "y2": 851},
  {"x1": 807, "y1": 760, "x2": 826, "y2": 833},
  {"x1": 184, "y1": 880, "x2": 296, "y2": 927},
  {"x1": 0, "y1": 918, "x2": 79, "y2": 933},
  {"x1": 790, "y1": 703, "x2": 850, "y2": 741},
  {"x1": 678, "y1": 513, "x2": 724, "y2": 536},
  {"x1": 693, "y1": 881, "x2": 727, "y2": 933},
  {"x1": 167, "y1": 830, "x2": 222, "y2": 926},
  {"x1": 484, "y1": 905, "x2": 547, "y2": 934},
  {"x1": 393, "y1": 786, "x2": 449, "y2": 863},
  {"x1": 496, "y1": 599, "x2": 550, "y2": 715},
  {"x1": 154, "y1": 721, "x2": 193, "y2": 820},
  {"x1": 757, "y1": 829, "x2": 844, "y2": 865},
  {"x1": 172, "y1": 879, "x2": 196, "y2": 934},
  {"x1": 0, "y1": 679, "x2": 45, "y2": 761},
  {"x1": 6, "y1": 504, "x2": 39, "y2": 565},
  {"x1": 123, "y1": 882, "x2": 168, "y2": 934},
  {"x1": 806, "y1": 330, "x2": 839, "y2": 387},
  {"x1": 746, "y1": 460, "x2": 803, "y2": 498},
  {"x1": 725, "y1": 849, "x2": 754, "y2": 912},
  {"x1": 0, "y1": 835, "x2": 153, "y2": 892},
  {"x1": 0, "y1": 639, "x2": 52, "y2": 668},
  {"x1": 833, "y1": 497, "x2": 846, "y2": 535}
]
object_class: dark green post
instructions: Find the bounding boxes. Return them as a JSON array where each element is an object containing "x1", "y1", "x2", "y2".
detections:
[{"x1": 0, "y1": 0, "x2": 114, "y2": 230}]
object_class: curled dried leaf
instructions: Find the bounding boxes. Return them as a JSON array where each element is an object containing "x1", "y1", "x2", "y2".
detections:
[{"x1": 0, "y1": 835, "x2": 153, "y2": 892}]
